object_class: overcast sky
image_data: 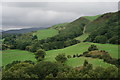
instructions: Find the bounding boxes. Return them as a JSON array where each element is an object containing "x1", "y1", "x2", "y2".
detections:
[{"x1": 1, "y1": 2, "x2": 118, "y2": 30}]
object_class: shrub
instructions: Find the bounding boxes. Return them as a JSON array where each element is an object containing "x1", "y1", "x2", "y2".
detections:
[
  {"x1": 67, "y1": 55, "x2": 72, "y2": 58},
  {"x1": 55, "y1": 54, "x2": 67, "y2": 63},
  {"x1": 35, "y1": 49, "x2": 46, "y2": 61},
  {"x1": 88, "y1": 45, "x2": 98, "y2": 51}
]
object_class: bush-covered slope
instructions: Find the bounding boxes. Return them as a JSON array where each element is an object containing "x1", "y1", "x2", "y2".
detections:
[
  {"x1": 85, "y1": 12, "x2": 115, "y2": 33},
  {"x1": 85, "y1": 11, "x2": 120, "y2": 44},
  {"x1": 53, "y1": 17, "x2": 90, "y2": 41}
]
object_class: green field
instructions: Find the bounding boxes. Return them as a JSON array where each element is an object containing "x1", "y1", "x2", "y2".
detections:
[
  {"x1": 75, "y1": 33, "x2": 89, "y2": 42},
  {"x1": 2, "y1": 42, "x2": 118, "y2": 67},
  {"x1": 84, "y1": 15, "x2": 101, "y2": 21},
  {"x1": 34, "y1": 28, "x2": 58, "y2": 40},
  {"x1": 45, "y1": 42, "x2": 119, "y2": 62},
  {"x1": 45, "y1": 42, "x2": 118, "y2": 68},
  {"x1": 65, "y1": 57, "x2": 114, "y2": 68},
  {"x1": 2, "y1": 50, "x2": 36, "y2": 66}
]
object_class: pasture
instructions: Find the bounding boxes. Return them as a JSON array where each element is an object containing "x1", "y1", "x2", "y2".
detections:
[
  {"x1": 2, "y1": 50, "x2": 36, "y2": 66},
  {"x1": 34, "y1": 28, "x2": 58, "y2": 40},
  {"x1": 65, "y1": 57, "x2": 114, "y2": 68}
]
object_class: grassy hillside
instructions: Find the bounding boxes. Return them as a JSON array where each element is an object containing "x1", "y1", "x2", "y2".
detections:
[
  {"x1": 59, "y1": 17, "x2": 90, "y2": 37},
  {"x1": 83, "y1": 15, "x2": 101, "y2": 21},
  {"x1": 45, "y1": 42, "x2": 118, "y2": 68},
  {"x1": 2, "y1": 50, "x2": 36, "y2": 66},
  {"x1": 75, "y1": 33, "x2": 89, "y2": 42},
  {"x1": 50, "y1": 23, "x2": 68, "y2": 31},
  {"x1": 45, "y1": 42, "x2": 119, "y2": 62},
  {"x1": 85, "y1": 11, "x2": 119, "y2": 44},
  {"x1": 85, "y1": 12, "x2": 115, "y2": 33},
  {"x1": 65, "y1": 57, "x2": 114, "y2": 68},
  {"x1": 34, "y1": 28, "x2": 58, "y2": 40}
]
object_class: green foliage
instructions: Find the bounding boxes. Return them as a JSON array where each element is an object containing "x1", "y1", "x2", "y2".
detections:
[
  {"x1": 33, "y1": 61, "x2": 58, "y2": 79},
  {"x1": 86, "y1": 12, "x2": 120, "y2": 44},
  {"x1": 94, "y1": 35, "x2": 108, "y2": 43},
  {"x1": 67, "y1": 55, "x2": 72, "y2": 58},
  {"x1": 2, "y1": 60, "x2": 119, "y2": 79},
  {"x1": 88, "y1": 45, "x2": 98, "y2": 51},
  {"x1": 56, "y1": 17, "x2": 90, "y2": 41},
  {"x1": 55, "y1": 54, "x2": 67, "y2": 63},
  {"x1": 85, "y1": 12, "x2": 114, "y2": 33},
  {"x1": 32, "y1": 35, "x2": 38, "y2": 40},
  {"x1": 83, "y1": 60, "x2": 88, "y2": 67},
  {"x1": 35, "y1": 49, "x2": 46, "y2": 61},
  {"x1": 102, "y1": 66, "x2": 118, "y2": 78},
  {"x1": 2, "y1": 62, "x2": 37, "y2": 78}
]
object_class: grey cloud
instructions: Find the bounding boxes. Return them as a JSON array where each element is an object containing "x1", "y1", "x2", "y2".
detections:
[{"x1": 2, "y1": 2, "x2": 118, "y2": 30}]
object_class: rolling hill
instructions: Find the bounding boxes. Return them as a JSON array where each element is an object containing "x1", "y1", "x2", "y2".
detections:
[
  {"x1": 33, "y1": 28, "x2": 58, "y2": 40},
  {"x1": 85, "y1": 12, "x2": 116, "y2": 33},
  {"x1": 2, "y1": 11, "x2": 119, "y2": 69},
  {"x1": 85, "y1": 11, "x2": 119, "y2": 44}
]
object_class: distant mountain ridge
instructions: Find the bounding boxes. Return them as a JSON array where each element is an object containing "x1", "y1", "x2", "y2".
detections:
[{"x1": 2, "y1": 27, "x2": 45, "y2": 34}]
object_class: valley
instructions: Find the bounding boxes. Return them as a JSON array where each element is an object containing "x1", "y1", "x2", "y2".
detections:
[{"x1": 1, "y1": 11, "x2": 119, "y2": 79}]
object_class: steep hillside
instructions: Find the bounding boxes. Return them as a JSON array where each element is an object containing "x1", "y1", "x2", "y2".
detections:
[
  {"x1": 85, "y1": 11, "x2": 119, "y2": 44},
  {"x1": 55, "y1": 17, "x2": 90, "y2": 41},
  {"x1": 85, "y1": 12, "x2": 116, "y2": 33}
]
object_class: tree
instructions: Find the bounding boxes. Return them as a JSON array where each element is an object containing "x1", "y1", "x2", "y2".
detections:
[
  {"x1": 103, "y1": 66, "x2": 118, "y2": 78},
  {"x1": 35, "y1": 49, "x2": 46, "y2": 61},
  {"x1": 55, "y1": 54, "x2": 67, "y2": 63},
  {"x1": 83, "y1": 60, "x2": 88, "y2": 67},
  {"x1": 2, "y1": 62, "x2": 37, "y2": 78},
  {"x1": 67, "y1": 55, "x2": 72, "y2": 58},
  {"x1": 94, "y1": 35, "x2": 108, "y2": 44},
  {"x1": 33, "y1": 61, "x2": 58, "y2": 79},
  {"x1": 109, "y1": 36, "x2": 120, "y2": 44},
  {"x1": 88, "y1": 45, "x2": 98, "y2": 51},
  {"x1": 32, "y1": 35, "x2": 38, "y2": 40}
]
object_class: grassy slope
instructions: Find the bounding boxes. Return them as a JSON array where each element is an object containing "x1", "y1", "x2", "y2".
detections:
[
  {"x1": 83, "y1": 15, "x2": 101, "y2": 21},
  {"x1": 85, "y1": 13, "x2": 114, "y2": 33},
  {"x1": 75, "y1": 33, "x2": 89, "y2": 42},
  {"x1": 45, "y1": 42, "x2": 119, "y2": 61},
  {"x1": 45, "y1": 42, "x2": 118, "y2": 68},
  {"x1": 65, "y1": 57, "x2": 114, "y2": 68},
  {"x1": 2, "y1": 50, "x2": 36, "y2": 66},
  {"x1": 34, "y1": 28, "x2": 58, "y2": 40}
]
